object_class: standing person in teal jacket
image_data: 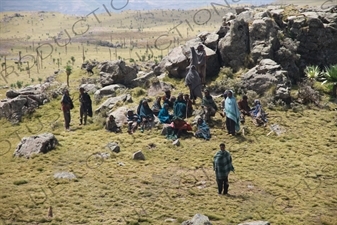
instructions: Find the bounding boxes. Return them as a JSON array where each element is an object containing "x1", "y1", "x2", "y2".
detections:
[
  {"x1": 213, "y1": 143, "x2": 235, "y2": 195},
  {"x1": 224, "y1": 90, "x2": 240, "y2": 136}
]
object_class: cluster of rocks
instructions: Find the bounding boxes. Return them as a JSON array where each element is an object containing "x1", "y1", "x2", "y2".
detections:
[
  {"x1": 153, "y1": 4, "x2": 337, "y2": 101},
  {"x1": 0, "y1": 71, "x2": 65, "y2": 123},
  {"x1": 0, "y1": 85, "x2": 49, "y2": 123}
]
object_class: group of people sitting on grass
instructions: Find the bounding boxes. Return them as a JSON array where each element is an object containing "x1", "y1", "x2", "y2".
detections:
[
  {"x1": 104, "y1": 87, "x2": 268, "y2": 141},
  {"x1": 103, "y1": 89, "x2": 211, "y2": 140}
]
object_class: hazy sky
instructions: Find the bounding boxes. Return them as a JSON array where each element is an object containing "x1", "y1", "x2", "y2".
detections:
[{"x1": 0, "y1": 0, "x2": 276, "y2": 14}]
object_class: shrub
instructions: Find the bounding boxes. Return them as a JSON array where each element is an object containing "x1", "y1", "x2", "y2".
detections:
[
  {"x1": 132, "y1": 87, "x2": 146, "y2": 97},
  {"x1": 16, "y1": 81, "x2": 23, "y2": 89},
  {"x1": 13, "y1": 180, "x2": 28, "y2": 185},
  {"x1": 320, "y1": 64, "x2": 337, "y2": 98}
]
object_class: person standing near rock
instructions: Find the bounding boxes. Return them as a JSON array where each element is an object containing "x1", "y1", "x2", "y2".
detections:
[
  {"x1": 61, "y1": 89, "x2": 74, "y2": 131},
  {"x1": 79, "y1": 87, "x2": 92, "y2": 125},
  {"x1": 185, "y1": 65, "x2": 203, "y2": 104},
  {"x1": 224, "y1": 90, "x2": 240, "y2": 136},
  {"x1": 196, "y1": 44, "x2": 207, "y2": 86},
  {"x1": 213, "y1": 143, "x2": 235, "y2": 195}
]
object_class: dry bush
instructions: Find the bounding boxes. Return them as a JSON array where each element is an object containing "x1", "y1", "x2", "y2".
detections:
[{"x1": 297, "y1": 80, "x2": 321, "y2": 106}]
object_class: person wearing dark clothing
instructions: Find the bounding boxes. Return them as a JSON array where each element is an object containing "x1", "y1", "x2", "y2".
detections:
[
  {"x1": 137, "y1": 99, "x2": 154, "y2": 132},
  {"x1": 185, "y1": 65, "x2": 203, "y2": 103},
  {"x1": 61, "y1": 89, "x2": 74, "y2": 131},
  {"x1": 183, "y1": 94, "x2": 193, "y2": 117},
  {"x1": 238, "y1": 95, "x2": 251, "y2": 124},
  {"x1": 105, "y1": 114, "x2": 121, "y2": 133},
  {"x1": 162, "y1": 90, "x2": 174, "y2": 109},
  {"x1": 202, "y1": 89, "x2": 218, "y2": 122},
  {"x1": 238, "y1": 95, "x2": 251, "y2": 115},
  {"x1": 126, "y1": 110, "x2": 139, "y2": 134},
  {"x1": 213, "y1": 143, "x2": 235, "y2": 195},
  {"x1": 79, "y1": 87, "x2": 92, "y2": 125},
  {"x1": 152, "y1": 96, "x2": 162, "y2": 116}
]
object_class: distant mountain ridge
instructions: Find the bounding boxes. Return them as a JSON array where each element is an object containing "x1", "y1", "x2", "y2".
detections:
[{"x1": 0, "y1": 0, "x2": 274, "y2": 15}]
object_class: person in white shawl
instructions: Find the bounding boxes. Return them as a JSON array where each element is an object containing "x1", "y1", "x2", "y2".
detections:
[
  {"x1": 224, "y1": 90, "x2": 240, "y2": 136},
  {"x1": 185, "y1": 65, "x2": 203, "y2": 104}
]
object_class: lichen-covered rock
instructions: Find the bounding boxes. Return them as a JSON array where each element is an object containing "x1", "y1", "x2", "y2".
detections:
[{"x1": 14, "y1": 133, "x2": 58, "y2": 158}]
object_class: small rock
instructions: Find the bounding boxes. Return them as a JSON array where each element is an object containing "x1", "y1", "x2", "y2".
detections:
[
  {"x1": 106, "y1": 142, "x2": 120, "y2": 153},
  {"x1": 117, "y1": 162, "x2": 125, "y2": 166},
  {"x1": 182, "y1": 214, "x2": 212, "y2": 225},
  {"x1": 95, "y1": 152, "x2": 110, "y2": 159},
  {"x1": 54, "y1": 172, "x2": 77, "y2": 180},
  {"x1": 173, "y1": 139, "x2": 180, "y2": 146},
  {"x1": 238, "y1": 221, "x2": 270, "y2": 225},
  {"x1": 164, "y1": 218, "x2": 177, "y2": 223},
  {"x1": 133, "y1": 150, "x2": 145, "y2": 160}
]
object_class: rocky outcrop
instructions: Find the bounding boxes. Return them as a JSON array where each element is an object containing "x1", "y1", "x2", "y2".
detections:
[
  {"x1": 14, "y1": 133, "x2": 58, "y2": 158},
  {"x1": 249, "y1": 18, "x2": 280, "y2": 64},
  {"x1": 156, "y1": 38, "x2": 220, "y2": 79},
  {"x1": 241, "y1": 59, "x2": 289, "y2": 98},
  {"x1": 98, "y1": 60, "x2": 138, "y2": 87},
  {"x1": 218, "y1": 19, "x2": 250, "y2": 71},
  {"x1": 0, "y1": 85, "x2": 49, "y2": 123}
]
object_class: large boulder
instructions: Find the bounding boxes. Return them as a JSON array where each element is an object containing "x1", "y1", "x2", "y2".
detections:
[
  {"x1": 249, "y1": 18, "x2": 280, "y2": 63},
  {"x1": 0, "y1": 94, "x2": 42, "y2": 123},
  {"x1": 95, "y1": 94, "x2": 132, "y2": 114},
  {"x1": 94, "y1": 84, "x2": 126, "y2": 99},
  {"x1": 110, "y1": 106, "x2": 129, "y2": 127},
  {"x1": 241, "y1": 59, "x2": 289, "y2": 97},
  {"x1": 14, "y1": 133, "x2": 58, "y2": 158},
  {"x1": 79, "y1": 83, "x2": 100, "y2": 94},
  {"x1": 98, "y1": 60, "x2": 138, "y2": 87},
  {"x1": 181, "y1": 214, "x2": 212, "y2": 225},
  {"x1": 218, "y1": 19, "x2": 250, "y2": 71},
  {"x1": 156, "y1": 38, "x2": 220, "y2": 79},
  {"x1": 147, "y1": 81, "x2": 175, "y2": 97},
  {"x1": 129, "y1": 71, "x2": 156, "y2": 88}
]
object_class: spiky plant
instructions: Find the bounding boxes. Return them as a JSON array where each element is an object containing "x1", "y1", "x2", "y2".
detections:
[
  {"x1": 321, "y1": 64, "x2": 337, "y2": 98},
  {"x1": 304, "y1": 65, "x2": 320, "y2": 81}
]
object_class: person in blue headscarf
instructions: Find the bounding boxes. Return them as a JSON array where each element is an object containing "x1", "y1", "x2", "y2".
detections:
[
  {"x1": 158, "y1": 103, "x2": 173, "y2": 124},
  {"x1": 173, "y1": 93, "x2": 187, "y2": 119},
  {"x1": 250, "y1": 99, "x2": 268, "y2": 126},
  {"x1": 195, "y1": 118, "x2": 211, "y2": 140},
  {"x1": 224, "y1": 90, "x2": 240, "y2": 136},
  {"x1": 137, "y1": 99, "x2": 154, "y2": 132}
]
